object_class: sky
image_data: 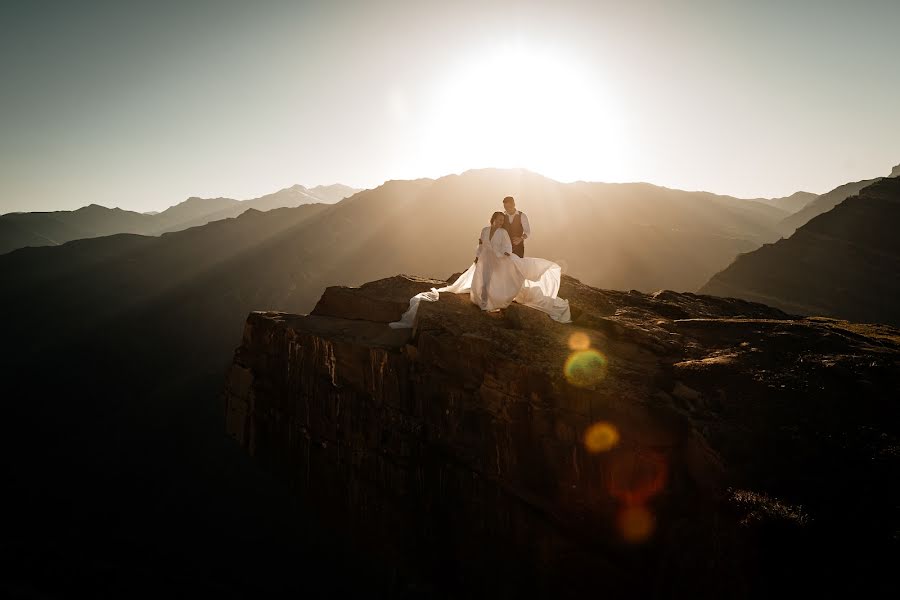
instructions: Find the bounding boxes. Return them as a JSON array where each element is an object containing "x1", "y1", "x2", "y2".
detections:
[{"x1": 1, "y1": 0, "x2": 899, "y2": 214}]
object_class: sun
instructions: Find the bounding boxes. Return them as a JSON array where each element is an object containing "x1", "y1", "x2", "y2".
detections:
[{"x1": 421, "y1": 43, "x2": 629, "y2": 182}]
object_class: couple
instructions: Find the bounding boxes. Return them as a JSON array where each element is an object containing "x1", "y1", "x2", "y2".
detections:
[{"x1": 390, "y1": 196, "x2": 571, "y2": 328}]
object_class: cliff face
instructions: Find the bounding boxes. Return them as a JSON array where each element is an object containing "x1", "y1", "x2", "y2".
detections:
[
  {"x1": 702, "y1": 177, "x2": 900, "y2": 326},
  {"x1": 224, "y1": 275, "x2": 899, "y2": 597}
]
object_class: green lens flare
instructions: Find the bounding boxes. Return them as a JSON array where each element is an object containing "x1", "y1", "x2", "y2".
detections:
[{"x1": 564, "y1": 349, "x2": 608, "y2": 387}]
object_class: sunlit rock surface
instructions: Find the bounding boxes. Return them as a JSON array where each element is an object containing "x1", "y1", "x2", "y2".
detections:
[{"x1": 224, "y1": 274, "x2": 899, "y2": 597}]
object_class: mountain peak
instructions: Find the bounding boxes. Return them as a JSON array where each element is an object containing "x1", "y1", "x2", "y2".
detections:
[
  {"x1": 454, "y1": 167, "x2": 555, "y2": 182},
  {"x1": 182, "y1": 195, "x2": 227, "y2": 204},
  {"x1": 890, "y1": 163, "x2": 900, "y2": 178}
]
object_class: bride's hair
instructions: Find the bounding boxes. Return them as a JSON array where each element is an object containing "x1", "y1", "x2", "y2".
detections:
[{"x1": 490, "y1": 211, "x2": 505, "y2": 224}]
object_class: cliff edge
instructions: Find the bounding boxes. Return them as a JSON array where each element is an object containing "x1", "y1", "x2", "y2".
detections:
[{"x1": 224, "y1": 274, "x2": 899, "y2": 596}]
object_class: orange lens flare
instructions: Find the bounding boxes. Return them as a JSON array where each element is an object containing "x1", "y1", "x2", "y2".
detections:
[
  {"x1": 607, "y1": 451, "x2": 668, "y2": 506},
  {"x1": 583, "y1": 421, "x2": 619, "y2": 453},
  {"x1": 567, "y1": 331, "x2": 591, "y2": 351},
  {"x1": 617, "y1": 505, "x2": 655, "y2": 543},
  {"x1": 564, "y1": 349, "x2": 607, "y2": 387}
]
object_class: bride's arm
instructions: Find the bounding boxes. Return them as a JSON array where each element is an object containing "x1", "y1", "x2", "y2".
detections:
[
  {"x1": 497, "y1": 229, "x2": 513, "y2": 257},
  {"x1": 475, "y1": 228, "x2": 486, "y2": 262}
]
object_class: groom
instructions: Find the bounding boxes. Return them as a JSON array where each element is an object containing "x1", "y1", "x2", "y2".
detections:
[{"x1": 501, "y1": 196, "x2": 530, "y2": 258}]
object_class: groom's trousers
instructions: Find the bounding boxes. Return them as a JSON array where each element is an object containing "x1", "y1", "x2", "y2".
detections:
[{"x1": 512, "y1": 243, "x2": 524, "y2": 258}]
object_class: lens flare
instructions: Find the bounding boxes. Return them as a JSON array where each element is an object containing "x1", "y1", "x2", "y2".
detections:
[
  {"x1": 608, "y1": 451, "x2": 668, "y2": 506},
  {"x1": 564, "y1": 349, "x2": 608, "y2": 387},
  {"x1": 583, "y1": 421, "x2": 619, "y2": 453},
  {"x1": 567, "y1": 331, "x2": 591, "y2": 351},
  {"x1": 618, "y1": 505, "x2": 655, "y2": 543}
]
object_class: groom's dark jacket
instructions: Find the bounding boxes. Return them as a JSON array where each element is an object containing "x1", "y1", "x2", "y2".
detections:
[{"x1": 503, "y1": 212, "x2": 526, "y2": 258}]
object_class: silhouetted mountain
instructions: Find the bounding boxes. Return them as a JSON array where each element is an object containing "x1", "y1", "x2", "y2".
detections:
[
  {"x1": 756, "y1": 190, "x2": 817, "y2": 214},
  {"x1": 0, "y1": 201, "x2": 347, "y2": 595},
  {"x1": 0, "y1": 183, "x2": 360, "y2": 254},
  {"x1": 307, "y1": 183, "x2": 361, "y2": 204},
  {"x1": 149, "y1": 184, "x2": 341, "y2": 233},
  {"x1": 891, "y1": 163, "x2": 900, "y2": 178},
  {"x1": 149, "y1": 195, "x2": 242, "y2": 232},
  {"x1": 701, "y1": 177, "x2": 900, "y2": 325},
  {"x1": 288, "y1": 168, "x2": 787, "y2": 293},
  {"x1": 777, "y1": 177, "x2": 882, "y2": 236},
  {"x1": 0, "y1": 168, "x2": 796, "y2": 366},
  {"x1": 0, "y1": 204, "x2": 151, "y2": 255}
]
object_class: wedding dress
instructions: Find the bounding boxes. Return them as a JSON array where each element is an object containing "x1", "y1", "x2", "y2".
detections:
[{"x1": 389, "y1": 226, "x2": 571, "y2": 328}]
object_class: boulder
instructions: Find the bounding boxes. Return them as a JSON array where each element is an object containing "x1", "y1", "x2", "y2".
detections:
[{"x1": 310, "y1": 274, "x2": 446, "y2": 322}]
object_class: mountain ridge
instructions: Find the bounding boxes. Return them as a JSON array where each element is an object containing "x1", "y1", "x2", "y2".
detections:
[
  {"x1": 700, "y1": 177, "x2": 900, "y2": 325},
  {"x1": 777, "y1": 177, "x2": 881, "y2": 236},
  {"x1": 3, "y1": 167, "x2": 833, "y2": 258},
  {"x1": 0, "y1": 182, "x2": 361, "y2": 254}
]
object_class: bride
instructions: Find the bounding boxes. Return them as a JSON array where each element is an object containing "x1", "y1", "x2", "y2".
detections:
[{"x1": 390, "y1": 211, "x2": 571, "y2": 328}]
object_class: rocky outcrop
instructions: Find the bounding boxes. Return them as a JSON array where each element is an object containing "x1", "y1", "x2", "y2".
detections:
[
  {"x1": 224, "y1": 275, "x2": 900, "y2": 597},
  {"x1": 702, "y1": 177, "x2": 900, "y2": 326}
]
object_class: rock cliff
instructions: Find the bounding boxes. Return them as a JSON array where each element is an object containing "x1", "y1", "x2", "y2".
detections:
[{"x1": 224, "y1": 275, "x2": 899, "y2": 597}]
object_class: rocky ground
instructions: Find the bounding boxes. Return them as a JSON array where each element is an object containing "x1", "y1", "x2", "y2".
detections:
[{"x1": 225, "y1": 273, "x2": 900, "y2": 598}]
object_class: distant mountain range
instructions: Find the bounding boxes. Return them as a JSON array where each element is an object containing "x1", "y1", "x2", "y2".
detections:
[
  {"x1": 0, "y1": 167, "x2": 853, "y2": 442},
  {"x1": 0, "y1": 166, "x2": 829, "y2": 389},
  {"x1": 753, "y1": 190, "x2": 818, "y2": 214},
  {"x1": 3, "y1": 165, "x2": 898, "y2": 594},
  {"x1": 5, "y1": 165, "x2": 898, "y2": 360},
  {"x1": 701, "y1": 174, "x2": 900, "y2": 325},
  {"x1": 0, "y1": 183, "x2": 360, "y2": 255},
  {"x1": 7, "y1": 169, "x2": 884, "y2": 263},
  {"x1": 4, "y1": 165, "x2": 898, "y2": 420}
]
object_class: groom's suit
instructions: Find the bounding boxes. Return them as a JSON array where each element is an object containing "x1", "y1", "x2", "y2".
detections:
[{"x1": 502, "y1": 211, "x2": 529, "y2": 258}]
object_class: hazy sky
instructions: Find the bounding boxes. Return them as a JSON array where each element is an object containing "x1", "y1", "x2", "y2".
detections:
[{"x1": 2, "y1": 0, "x2": 898, "y2": 213}]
